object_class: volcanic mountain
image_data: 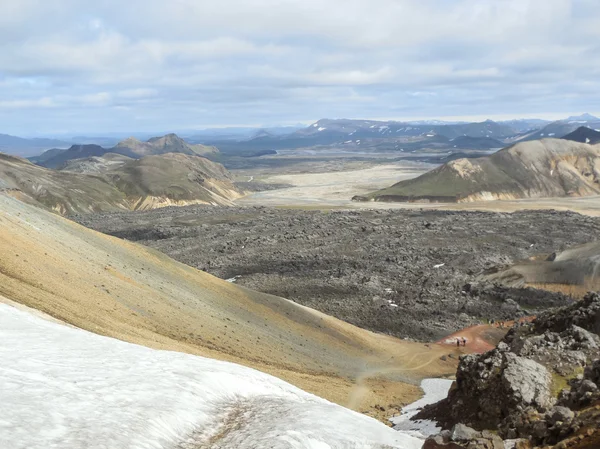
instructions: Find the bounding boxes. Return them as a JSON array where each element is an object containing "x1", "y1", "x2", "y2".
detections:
[
  {"x1": 112, "y1": 133, "x2": 218, "y2": 158},
  {"x1": 0, "y1": 152, "x2": 242, "y2": 214},
  {"x1": 33, "y1": 133, "x2": 218, "y2": 169},
  {"x1": 562, "y1": 126, "x2": 600, "y2": 145},
  {"x1": 356, "y1": 139, "x2": 600, "y2": 203}
]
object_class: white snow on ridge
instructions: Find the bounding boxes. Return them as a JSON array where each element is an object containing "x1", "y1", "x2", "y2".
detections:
[{"x1": 0, "y1": 304, "x2": 423, "y2": 449}]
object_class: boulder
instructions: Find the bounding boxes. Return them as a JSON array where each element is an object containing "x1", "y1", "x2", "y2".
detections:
[{"x1": 423, "y1": 425, "x2": 504, "y2": 449}]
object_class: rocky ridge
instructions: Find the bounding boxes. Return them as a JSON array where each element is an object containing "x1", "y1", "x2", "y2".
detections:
[{"x1": 419, "y1": 293, "x2": 600, "y2": 449}]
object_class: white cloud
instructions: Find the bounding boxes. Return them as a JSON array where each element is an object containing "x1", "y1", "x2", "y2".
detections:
[{"x1": 0, "y1": 0, "x2": 598, "y2": 133}]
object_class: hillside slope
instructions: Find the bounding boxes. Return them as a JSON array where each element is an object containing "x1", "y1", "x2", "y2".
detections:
[
  {"x1": 0, "y1": 194, "x2": 455, "y2": 416},
  {"x1": 105, "y1": 152, "x2": 243, "y2": 208},
  {"x1": 485, "y1": 240, "x2": 600, "y2": 296},
  {"x1": 359, "y1": 139, "x2": 600, "y2": 203},
  {"x1": 0, "y1": 153, "x2": 130, "y2": 214},
  {"x1": 0, "y1": 152, "x2": 242, "y2": 213}
]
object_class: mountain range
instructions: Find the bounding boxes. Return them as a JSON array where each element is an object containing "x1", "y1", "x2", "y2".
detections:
[
  {"x1": 31, "y1": 133, "x2": 218, "y2": 169},
  {"x1": 520, "y1": 114, "x2": 600, "y2": 142},
  {"x1": 0, "y1": 151, "x2": 241, "y2": 214},
  {"x1": 356, "y1": 138, "x2": 600, "y2": 203},
  {"x1": 0, "y1": 134, "x2": 72, "y2": 157}
]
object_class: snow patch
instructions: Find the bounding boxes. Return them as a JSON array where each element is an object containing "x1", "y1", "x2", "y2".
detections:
[
  {"x1": 0, "y1": 304, "x2": 423, "y2": 449},
  {"x1": 390, "y1": 378, "x2": 453, "y2": 439}
]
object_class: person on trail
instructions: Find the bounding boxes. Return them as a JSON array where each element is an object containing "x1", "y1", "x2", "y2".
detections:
[
  {"x1": 456, "y1": 338, "x2": 460, "y2": 347},
  {"x1": 462, "y1": 337, "x2": 467, "y2": 346}
]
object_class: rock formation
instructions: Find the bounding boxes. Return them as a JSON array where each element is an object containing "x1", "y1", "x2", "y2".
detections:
[{"x1": 418, "y1": 293, "x2": 600, "y2": 448}]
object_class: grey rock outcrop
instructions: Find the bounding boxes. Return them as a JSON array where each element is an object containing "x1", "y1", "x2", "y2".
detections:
[
  {"x1": 559, "y1": 359, "x2": 600, "y2": 409},
  {"x1": 416, "y1": 346, "x2": 553, "y2": 431},
  {"x1": 423, "y1": 425, "x2": 504, "y2": 449},
  {"x1": 417, "y1": 293, "x2": 600, "y2": 447}
]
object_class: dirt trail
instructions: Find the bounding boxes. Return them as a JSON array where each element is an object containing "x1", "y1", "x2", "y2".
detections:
[{"x1": 437, "y1": 318, "x2": 534, "y2": 353}]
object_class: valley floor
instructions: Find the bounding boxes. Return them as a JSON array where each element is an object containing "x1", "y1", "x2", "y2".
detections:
[
  {"x1": 234, "y1": 160, "x2": 600, "y2": 216},
  {"x1": 75, "y1": 207, "x2": 600, "y2": 342}
]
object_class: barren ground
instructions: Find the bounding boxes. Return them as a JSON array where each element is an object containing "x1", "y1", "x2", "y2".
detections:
[
  {"x1": 235, "y1": 162, "x2": 600, "y2": 216},
  {"x1": 75, "y1": 206, "x2": 600, "y2": 342}
]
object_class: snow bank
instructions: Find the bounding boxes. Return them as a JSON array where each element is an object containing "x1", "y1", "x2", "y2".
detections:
[
  {"x1": 390, "y1": 378, "x2": 453, "y2": 439},
  {"x1": 0, "y1": 304, "x2": 423, "y2": 449}
]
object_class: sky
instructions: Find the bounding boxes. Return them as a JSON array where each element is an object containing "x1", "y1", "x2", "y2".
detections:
[{"x1": 0, "y1": 0, "x2": 599, "y2": 136}]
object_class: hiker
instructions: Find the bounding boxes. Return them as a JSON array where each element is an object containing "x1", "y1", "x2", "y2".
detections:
[
  {"x1": 456, "y1": 338, "x2": 460, "y2": 347},
  {"x1": 462, "y1": 337, "x2": 467, "y2": 346}
]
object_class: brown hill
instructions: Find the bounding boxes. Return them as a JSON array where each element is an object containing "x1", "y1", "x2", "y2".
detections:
[
  {"x1": 0, "y1": 152, "x2": 242, "y2": 214},
  {"x1": 357, "y1": 139, "x2": 600, "y2": 203},
  {"x1": 33, "y1": 133, "x2": 219, "y2": 169},
  {"x1": 113, "y1": 133, "x2": 218, "y2": 158}
]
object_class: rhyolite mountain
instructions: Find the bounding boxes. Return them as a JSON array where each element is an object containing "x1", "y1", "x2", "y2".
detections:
[
  {"x1": 356, "y1": 139, "x2": 600, "y2": 203},
  {"x1": 0, "y1": 151, "x2": 241, "y2": 214},
  {"x1": 33, "y1": 133, "x2": 218, "y2": 169}
]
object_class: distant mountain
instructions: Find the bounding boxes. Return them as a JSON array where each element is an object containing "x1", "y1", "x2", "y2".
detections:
[
  {"x1": 187, "y1": 125, "x2": 305, "y2": 143},
  {"x1": 0, "y1": 134, "x2": 71, "y2": 157},
  {"x1": 30, "y1": 144, "x2": 107, "y2": 169},
  {"x1": 499, "y1": 119, "x2": 551, "y2": 133},
  {"x1": 223, "y1": 118, "x2": 518, "y2": 151},
  {"x1": 406, "y1": 119, "x2": 467, "y2": 125},
  {"x1": 296, "y1": 118, "x2": 518, "y2": 140},
  {"x1": 0, "y1": 152, "x2": 242, "y2": 214},
  {"x1": 355, "y1": 139, "x2": 600, "y2": 203},
  {"x1": 32, "y1": 133, "x2": 219, "y2": 169},
  {"x1": 566, "y1": 113, "x2": 600, "y2": 122},
  {"x1": 521, "y1": 114, "x2": 600, "y2": 142},
  {"x1": 251, "y1": 129, "x2": 275, "y2": 140},
  {"x1": 112, "y1": 133, "x2": 218, "y2": 158},
  {"x1": 448, "y1": 135, "x2": 505, "y2": 149},
  {"x1": 562, "y1": 126, "x2": 600, "y2": 145}
]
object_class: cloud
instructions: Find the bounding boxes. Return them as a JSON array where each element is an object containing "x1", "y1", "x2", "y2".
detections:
[{"x1": 0, "y1": 0, "x2": 598, "y2": 134}]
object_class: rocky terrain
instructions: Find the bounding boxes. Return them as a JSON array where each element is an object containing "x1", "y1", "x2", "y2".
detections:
[
  {"x1": 73, "y1": 206, "x2": 600, "y2": 341},
  {"x1": 357, "y1": 139, "x2": 600, "y2": 203},
  {"x1": 418, "y1": 293, "x2": 600, "y2": 449},
  {"x1": 0, "y1": 152, "x2": 242, "y2": 214}
]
